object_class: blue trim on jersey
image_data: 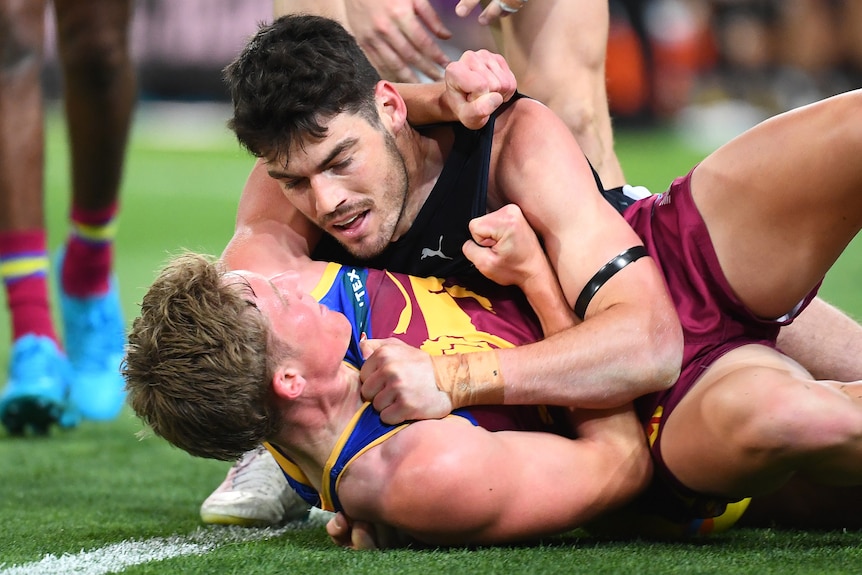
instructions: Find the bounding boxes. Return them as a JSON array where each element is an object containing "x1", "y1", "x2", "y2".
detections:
[
  {"x1": 282, "y1": 264, "x2": 485, "y2": 512},
  {"x1": 316, "y1": 266, "x2": 371, "y2": 369},
  {"x1": 285, "y1": 475, "x2": 322, "y2": 509}
]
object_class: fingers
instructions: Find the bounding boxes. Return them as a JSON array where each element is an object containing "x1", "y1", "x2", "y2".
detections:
[
  {"x1": 412, "y1": 0, "x2": 454, "y2": 78},
  {"x1": 326, "y1": 513, "x2": 385, "y2": 550},
  {"x1": 454, "y1": 0, "x2": 482, "y2": 18},
  {"x1": 350, "y1": 521, "x2": 380, "y2": 550},
  {"x1": 477, "y1": 0, "x2": 527, "y2": 25},
  {"x1": 477, "y1": 0, "x2": 506, "y2": 25},
  {"x1": 463, "y1": 205, "x2": 540, "y2": 286},
  {"x1": 454, "y1": 0, "x2": 518, "y2": 25},
  {"x1": 415, "y1": 0, "x2": 453, "y2": 40},
  {"x1": 382, "y1": 20, "x2": 449, "y2": 81},
  {"x1": 364, "y1": 40, "x2": 421, "y2": 83},
  {"x1": 443, "y1": 50, "x2": 516, "y2": 129},
  {"x1": 358, "y1": 338, "x2": 452, "y2": 423},
  {"x1": 468, "y1": 204, "x2": 525, "y2": 244},
  {"x1": 364, "y1": 369, "x2": 413, "y2": 425},
  {"x1": 360, "y1": 337, "x2": 385, "y2": 359},
  {"x1": 354, "y1": 0, "x2": 452, "y2": 82},
  {"x1": 359, "y1": 338, "x2": 401, "y2": 401},
  {"x1": 467, "y1": 211, "x2": 502, "y2": 247},
  {"x1": 461, "y1": 92, "x2": 505, "y2": 130},
  {"x1": 326, "y1": 512, "x2": 354, "y2": 548},
  {"x1": 449, "y1": 50, "x2": 516, "y2": 100}
]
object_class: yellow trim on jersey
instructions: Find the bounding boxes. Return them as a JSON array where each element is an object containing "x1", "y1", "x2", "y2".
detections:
[
  {"x1": 383, "y1": 271, "x2": 412, "y2": 333},
  {"x1": 647, "y1": 405, "x2": 663, "y2": 446},
  {"x1": 263, "y1": 442, "x2": 313, "y2": 485},
  {"x1": 310, "y1": 262, "x2": 342, "y2": 301},
  {"x1": 320, "y1": 402, "x2": 410, "y2": 511}
]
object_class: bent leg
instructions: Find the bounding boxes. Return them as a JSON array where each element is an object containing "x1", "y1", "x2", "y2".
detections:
[
  {"x1": 497, "y1": 0, "x2": 626, "y2": 188},
  {"x1": 660, "y1": 345, "x2": 862, "y2": 500},
  {"x1": 691, "y1": 89, "x2": 862, "y2": 319}
]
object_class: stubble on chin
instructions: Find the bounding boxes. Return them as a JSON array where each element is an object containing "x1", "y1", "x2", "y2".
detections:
[{"x1": 342, "y1": 225, "x2": 394, "y2": 260}]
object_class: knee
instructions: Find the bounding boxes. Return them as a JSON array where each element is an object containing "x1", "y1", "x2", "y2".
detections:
[
  {"x1": 56, "y1": 23, "x2": 131, "y2": 82},
  {"x1": 549, "y1": 96, "x2": 598, "y2": 145},
  {"x1": 519, "y1": 77, "x2": 598, "y2": 142}
]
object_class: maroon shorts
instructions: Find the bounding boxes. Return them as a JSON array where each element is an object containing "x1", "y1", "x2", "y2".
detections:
[{"x1": 623, "y1": 168, "x2": 820, "y2": 510}]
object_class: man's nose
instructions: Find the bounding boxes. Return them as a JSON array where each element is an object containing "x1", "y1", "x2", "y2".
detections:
[{"x1": 310, "y1": 175, "x2": 347, "y2": 215}]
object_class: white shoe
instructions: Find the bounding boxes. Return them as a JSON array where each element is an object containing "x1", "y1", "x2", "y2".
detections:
[
  {"x1": 622, "y1": 184, "x2": 652, "y2": 200},
  {"x1": 200, "y1": 446, "x2": 311, "y2": 527}
]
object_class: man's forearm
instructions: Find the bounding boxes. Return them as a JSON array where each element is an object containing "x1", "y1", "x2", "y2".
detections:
[
  {"x1": 777, "y1": 296, "x2": 862, "y2": 380},
  {"x1": 517, "y1": 261, "x2": 577, "y2": 336},
  {"x1": 496, "y1": 301, "x2": 681, "y2": 409},
  {"x1": 396, "y1": 82, "x2": 453, "y2": 125}
]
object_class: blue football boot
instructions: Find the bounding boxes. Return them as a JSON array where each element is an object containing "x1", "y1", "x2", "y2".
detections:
[
  {"x1": 57, "y1": 254, "x2": 127, "y2": 421},
  {"x1": 0, "y1": 334, "x2": 80, "y2": 435}
]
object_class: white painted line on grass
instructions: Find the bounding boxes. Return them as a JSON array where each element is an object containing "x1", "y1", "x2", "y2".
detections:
[{"x1": 0, "y1": 509, "x2": 332, "y2": 575}]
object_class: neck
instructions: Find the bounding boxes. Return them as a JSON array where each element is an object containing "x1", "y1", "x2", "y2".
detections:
[
  {"x1": 270, "y1": 363, "x2": 363, "y2": 490},
  {"x1": 294, "y1": 257, "x2": 330, "y2": 294},
  {"x1": 393, "y1": 125, "x2": 453, "y2": 241}
]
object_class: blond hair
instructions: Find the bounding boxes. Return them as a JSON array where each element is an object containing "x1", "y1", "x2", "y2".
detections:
[{"x1": 124, "y1": 253, "x2": 283, "y2": 461}]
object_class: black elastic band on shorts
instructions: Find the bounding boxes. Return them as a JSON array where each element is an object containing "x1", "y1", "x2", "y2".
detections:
[{"x1": 574, "y1": 246, "x2": 649, "y2": 319}]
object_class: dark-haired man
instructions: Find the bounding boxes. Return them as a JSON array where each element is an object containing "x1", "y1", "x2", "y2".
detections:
[{"x1": 203, "y1": 14, "x2": 862, "y2": 531}]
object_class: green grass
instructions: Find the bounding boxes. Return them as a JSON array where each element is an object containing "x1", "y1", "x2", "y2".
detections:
[{"x1": 0, "y1": 105, "x2": 860, "y2": 574}]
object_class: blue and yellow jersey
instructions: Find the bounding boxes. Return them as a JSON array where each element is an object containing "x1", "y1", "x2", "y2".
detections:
[
  {"x1": 265, "y1": 263, "x2": 568, "y2": 512},
  {"x1": 310, "y1": 262, "x2": 545, "y2": 370}
]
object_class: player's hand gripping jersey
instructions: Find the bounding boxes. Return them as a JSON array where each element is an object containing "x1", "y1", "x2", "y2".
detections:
[{"x1": 265, "y1": 263, "x2": 572, "y2": 512}]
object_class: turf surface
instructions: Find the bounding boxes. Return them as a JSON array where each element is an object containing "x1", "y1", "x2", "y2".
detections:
[{"x1": 0, "y1": 103, "x2": 860, "y2": 574}]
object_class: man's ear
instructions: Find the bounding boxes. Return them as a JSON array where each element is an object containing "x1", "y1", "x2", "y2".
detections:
[
  {"x1": 375, "y1": 80, "x2": 408, "y2": 133},
  {"x1": 272, "y1": 364, "x2": 306, "y2": 400}
]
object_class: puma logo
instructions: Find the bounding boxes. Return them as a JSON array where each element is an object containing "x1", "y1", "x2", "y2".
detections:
[{"x1": 421, "y1": 235, "x2": 453, "y2": 260}]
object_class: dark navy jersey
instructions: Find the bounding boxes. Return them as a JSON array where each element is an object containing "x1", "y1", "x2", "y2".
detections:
[
  {"x1": 311, "y1": 92, "x2": 638, "y2": 278},
  {"x1": 311, "y1": 97, "x2": 504, "y2": 280}
]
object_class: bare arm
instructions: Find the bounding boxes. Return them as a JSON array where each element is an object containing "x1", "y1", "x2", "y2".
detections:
[
  {"x1": 345, "y1": 201, "x2": 652, "y2": 548},
  {"x1": 491, "y1": 101, "x2": 681, "y2": 407},
  {"x1": 397, "y1": 50, "x2": 516, "y2": 129},
  {"x1": 362, "y1": 100, "x2": 682, "y2": 423},
  {"x1": 338, "y1": 408, "x2": 651, "y2": 545},
  {"x1": 777, "y1": 297, "x2": 862, "y2": 381},
  {"x1": 221, "y1": 159, "x2": 322, "y2": 273}
]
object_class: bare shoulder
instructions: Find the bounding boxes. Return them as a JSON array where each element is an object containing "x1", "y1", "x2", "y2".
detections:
[
  {"x1": 486, "y1": 97, "x2": 594, "y2": 209},
  {"x1": 492, "y1": 97, "x2": 573, "y2": 152},
  {"x1": 485, "y1": 96, "x2": 605, "y2": 220},
  {"x1": 335, "y1": 417, "x2": 487, "y2": 523},
  {"x1": 226, "y1": 160, "x2": 321, "y2": 269}
]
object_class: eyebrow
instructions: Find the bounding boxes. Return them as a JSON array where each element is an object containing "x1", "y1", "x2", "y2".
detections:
[
  {"x1": 267, "y1": 137, "x2": 359, "y2": 180},
  {"x1": 222, "y1": 273, "x2": 258, "y2": 306}
]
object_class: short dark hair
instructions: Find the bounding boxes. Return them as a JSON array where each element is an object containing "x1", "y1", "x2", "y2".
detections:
[{"x1": 224, "y1": 14, "x2": 382, "y2": 161}]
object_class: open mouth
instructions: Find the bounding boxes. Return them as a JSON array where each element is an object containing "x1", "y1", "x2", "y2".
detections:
[{"x1": 331, "y1": 210, "x2": 368, "y2": 235}]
